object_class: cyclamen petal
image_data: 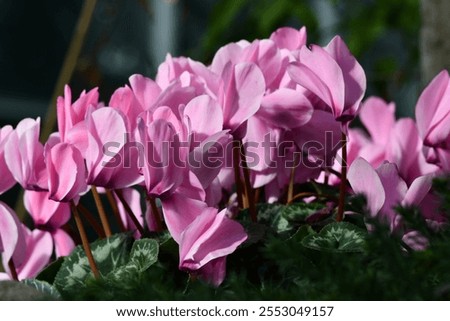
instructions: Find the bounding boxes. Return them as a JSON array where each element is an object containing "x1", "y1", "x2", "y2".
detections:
[
  {"x1": 0, "y1": 202, "x2": 26, "y2": 266},
  {"x1": 24, "y1": 190, "x2": 71, "y2": 229},
  {"x1": 57, "y1": 85, "x2": 99, "y2": 142},
  {"x1": 14, "y1": 229, "x2": 53, "y2": 280},
  {"x1": 0, "y1": 125, "x2": 15, "y2": 194},
  {"x1": 258, "y1": 88, "x2": 313, "y2": 129},
  {"x1": 138, "y1": 117, "x2": 185, "y2": 196},
  {"x1": 179, "y1": 207, "x2": 247, "y2": 278},
  {"x1": 288, "y1": 36, "x2": 366, "y2": 122},
  {"x1": 347, "y1": 158, "x2": 385, "y2": 217},
  {"x1": 46, "y1": 142, "x2": 87, "y2": 202},
  {"x1": 128, "y1": 74, "x2": 162, "y2": 111},
  {"x1": 288, "y1": 45, "x2": 345, "y2": 117},
  {"x1": 183, "y1": 95, "x2": 224, "y2": 142},
  {"x1": 4, "y1": 118, "x2": 47, "y2": 191},
  {"x1": 269, "y1": 26, "x2": 307, "y2": 51},
  {"x1": 52, "y1": 229, "x2": 75, "y2": 257},
  {"x1": 415, "y1": 70, "x2": 450, "y2": 147},
  {"x1": 160, "y1": 194, "x2": 208, "y2": 244},
  {"x1": 324, "y1": 36, "x2": 366, "y2": 120},
  {"x1": 359, "y1": 97, "x2": 396, "y2": 146},
  {"x1": 219, "y1": 62, "x2": 265, "y2": 132}
]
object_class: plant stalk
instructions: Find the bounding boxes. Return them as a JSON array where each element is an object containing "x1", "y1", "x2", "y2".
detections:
[
  {"x1": 287, "y1": 152, "x2": 300, "y2": 204},
  {"x1": 240, "y1": 142, "x2": 257, "y2": 222},
  {"x1": 337, "y1": 132, "x2": 347, "y2": 222},
  {"x1": 114, "y1": 189, "x2": 146, "y2": 236},
  {"x1": 147, "y1": 196, "x2": 164, "y2": 232},
  {"x1": 91, "y1": 186, "x2": 112, "y2": 237},
  {"x1": 232, "y1": 140, "x2": 244, "y2": 209},
  {"x1": 106, "y1": 189, "x2": 126, "y2": 233},
  {"x1": 76, "y1": 203, "x2": 106, "y2": 239},
  {"x1": 70, "y1": 201, "x2": 100, "y2": 279}
]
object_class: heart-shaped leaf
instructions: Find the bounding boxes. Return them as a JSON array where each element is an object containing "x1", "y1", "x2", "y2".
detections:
[
  {"x1": 54, "y1": 233, "x2": 132, "y2": 294},
  {"x1": 301, "y1": 222, "x2": 367, "y2": 252}
]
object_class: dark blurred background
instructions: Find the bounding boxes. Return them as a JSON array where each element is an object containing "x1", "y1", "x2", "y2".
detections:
[{"x1": 0, "y1": 0, "x2": 429, "y2": 131}]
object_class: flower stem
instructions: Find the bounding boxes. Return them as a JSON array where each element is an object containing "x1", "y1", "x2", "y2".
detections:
[
  {"x1": 8, "y1": 259, "x2": 18, "y2": 281},
  {"x1": 287, "y1": 152, "x2": 300, "y2": 204},
  {"x1": 232, "y1": 140, "x2": 244, "y2": 209},
  {"x1": 337, "y1": 132, "x2": 347, "y2": 222},
  {"x1": 70, "y1": 201, "x2": 100, "y2": 279},
  {"x1": 106, "y1": 189, "x2": 126, "y2": 233},
  {"x1": 91, "y1": 186, "x2": 112, "y2": 237},
  {"x1": 114, "y1": 189, "x2": 146, "y2": 236},
  {"x1": 76, "y1": 203, "x2": 106, "y2": 239},
  {"x1": 146, "y1": 196, "x2": 163, "y2": 232},
  {"x1": 240, "y1": 142, "x2": 257, "y2": 223}
]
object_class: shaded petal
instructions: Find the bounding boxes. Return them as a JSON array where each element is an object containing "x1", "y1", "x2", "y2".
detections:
[
  {"x1": 24, "y1": 190, "x2": 71, "y2": 229},
  {"x1": 402, "y1": 175, "x2": 433, "y2": 207},
  {"x1": 288, "y1": 45, "x2": 345, "y2": 117},
  {"x1": 129, "y1": 74, "x2": 161, "y2": 110},
  {"x1": 46, "y1": 142, "x2": 87, "y2": 202},
  {"x1": 415, "y1": 70, "x2": 450, "y2": 146},
  {"x1": 270, "y1": 26, "x2": 307, "y2": 51},
  {"x1": 259, "y1": 88, "x2": 313, "y2": 129},
  {"x1": 324, "y1": 36, "x2": 366, "y2": 120},
  {"x1": 179, "y1": 208, "x2": 247, "y2": 270},
  {"x1": 0, "y1": 202, "x2": 26, "y2": 266},
  {"x1": 347, "y1": 158, "x2": 385, "y2": 216},
  {"x1": 52, "y1": 229, "x2": 75, "y2": 257},
  {"x1": 359, "y1": 97, "x2": 395, "y2": 145},
  {"x1": 219, "y1": 62, "x2": 265, "y2": 132},
  {"x1": 160, "y1": 194, "x2": 207, "y2": 243},
  {"x1": 17, "y1": 229, "x2": 53, "y2": 280},
  {"x1": 184, "y1": 95, "x2": 224, "y2": 141}
]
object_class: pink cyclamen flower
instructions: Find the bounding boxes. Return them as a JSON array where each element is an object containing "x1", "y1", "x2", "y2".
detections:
[
  {"x1": 24, "y1": 190, "x2": 75, "y2": 257},
  {"x1": 415, "y1": 70, "x2": 450, "y2": 148},
  {"x1": 45, "y1": 141, "x2": 88, "y2": 202},
  {"x1": 348, "y1": 158, "x2": 433, "y2": 231},
  {"x1": 179, "y1": 207, "x2": 247, "y2": 286},
  {"x1": 288, "y1": 36, "x2": 366, "y2": 123},
  {"x1": 4, "y1": 118, "x2": 47, "y2": 191},
  {"x1": 0, "y1": 125, "x2": 16, "y2": 194},
  {"x1": 85, "y1": 107, "x2": 142, "y2": 189},
  {"x1": 0, "y1": 202, "x2": 27, "y2": 270},
  {"x1": 0, "y1": 202, "x2": 53, "y2": 280},
  {"x1": 57, "y1": 85, "x2": 99, "y2": 143}
]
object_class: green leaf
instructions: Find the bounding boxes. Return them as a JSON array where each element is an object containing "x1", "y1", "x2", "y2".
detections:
[
  {"x1": 22, "y1": 279, "x2": 61, "y2": 300},
  {"x1": 36, "y1": 257, "x2": 64, "y2": 284},
  {"x1": 302, "y1": 222, "x2": 367, "y2": 253},
  {"x1": 130, "y1": 238, "x2": 159, "y2": 272},
  {"x1": 0, "y1": 281, "x2": 50, "y2": 300},
  {"x1": 253, "y1": 203, "x2": 329, "y2": 234},
  {"x1": 54, "y1": 233, "x2": 132, "y2": 294}
]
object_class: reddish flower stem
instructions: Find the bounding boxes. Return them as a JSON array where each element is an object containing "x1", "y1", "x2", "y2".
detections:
[
  {"x1": 106, "y1": 189, "x2": 126, "y2": 233},
  {"x1": 114, "y1": 189, "x2": 146, "y2": 236},
  {"x1": 70, "y1": 201, "x2": 100, "y2": 279},
  {"x1": 240, "y1": 142, "x2": 257, "y2": 223},
  {"x1": 8, "y1": 259, "x2": 18, "y2": 281},
  {"x1": 76, "y1": 203, "x2": 106, "y2": 239},
  {"x1": 287, "y1": 152, "x2": 300, "y2": 204},
  {"x1": 91, "y1": 186, "x2": 112, "y2": 237},
  {"x1": 337, "y1": 132, "x2": 347, "y2": 222},
  {"x1": 146, "y1": 196, "x2": 164, "y2": 232},
  {"x1": 232, "y1": 140, "x2": 244, "y2": 209}
]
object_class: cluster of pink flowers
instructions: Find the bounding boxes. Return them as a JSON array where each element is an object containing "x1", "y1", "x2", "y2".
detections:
[{"x1": 0, "y1": 26, "x2": 449, "y2": 284}]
